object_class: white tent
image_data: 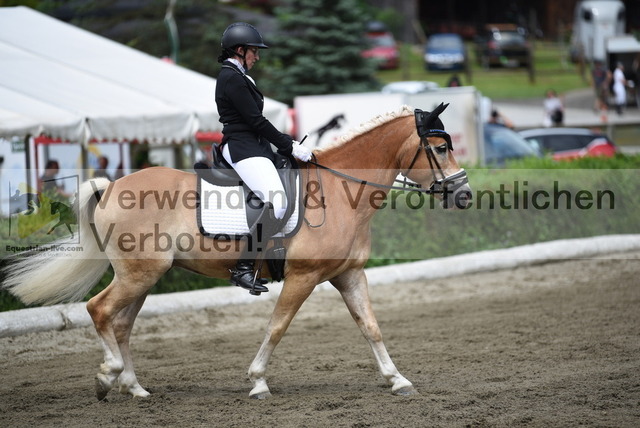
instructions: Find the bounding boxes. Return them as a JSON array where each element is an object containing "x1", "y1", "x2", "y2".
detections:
[{"x1": 0, "y1": 6, "x2": 289, "y2": 144}]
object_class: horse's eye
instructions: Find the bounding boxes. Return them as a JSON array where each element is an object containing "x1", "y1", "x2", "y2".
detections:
[{"x1": 435, "y1": 144, "x2": 447, "y2": 155}]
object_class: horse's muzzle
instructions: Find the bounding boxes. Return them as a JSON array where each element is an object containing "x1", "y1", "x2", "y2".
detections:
[{"x1": 430, "y1": 169, "x2": 472, "y2": 209}]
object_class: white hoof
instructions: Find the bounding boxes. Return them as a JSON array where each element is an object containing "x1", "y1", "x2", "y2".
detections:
[
  {"x1": 250, "y1": 390, "x2": 272, "y2": 400},
  {"x1": 120, "y1": 383, "x2": 151, "y2": 398},
  {"x1": 393, "y1": 384, "x2": 419, "y2": 396},
  {"x1": 249, "y1": 378, "x2": 271, "y2": 399}
]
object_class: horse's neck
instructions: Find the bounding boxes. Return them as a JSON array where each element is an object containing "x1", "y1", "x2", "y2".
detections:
[{"x1": 319, "y1": 116, "x2": 410, "y2": 183}]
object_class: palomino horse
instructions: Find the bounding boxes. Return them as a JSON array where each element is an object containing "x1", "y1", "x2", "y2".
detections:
[{"x1": 2, "y1": 104, "x2": 471, "y2": 400}]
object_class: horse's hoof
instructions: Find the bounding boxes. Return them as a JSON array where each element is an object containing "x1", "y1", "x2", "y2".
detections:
[
  {"x1": 393, "y1": 385, "x2": 419, "y2": 396},
  {"x1": 250, "y1": 390, "x2": 272, "y2": 400},
  {"x1": 119, "y1": 383, "x2": 151, "y2": 398},
  {"x1": 95, "y1": 374, "x2": 112, "y2": 401}
]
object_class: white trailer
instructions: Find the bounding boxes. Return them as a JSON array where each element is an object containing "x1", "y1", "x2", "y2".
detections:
[
  {"x1": 293, "y1": 86, "x2": 484, "y2": 165},
  {"x1": 571, "y1": 0, "x2": 626, "y2": 63}
]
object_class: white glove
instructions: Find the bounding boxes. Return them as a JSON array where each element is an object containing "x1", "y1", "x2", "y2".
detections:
[{"x1": 292, "y1": 143, "x2": 312, "y2": 162}]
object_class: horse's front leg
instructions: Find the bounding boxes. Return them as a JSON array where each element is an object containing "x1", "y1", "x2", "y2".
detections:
[
  {"x1": 331, "y1": 269, "x2": 417, "y2": 396},
  {"x1": 248, "y1": 274, "x2": 316, "y2": 399}
]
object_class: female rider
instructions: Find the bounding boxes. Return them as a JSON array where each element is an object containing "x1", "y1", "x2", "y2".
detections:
[{"x1": 216, "y1": 22, "x2": 311, "y2": 294}]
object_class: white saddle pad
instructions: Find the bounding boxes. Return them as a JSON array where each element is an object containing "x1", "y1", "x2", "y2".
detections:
[{"x1": 197, "y1": 177, "x2": 302, "y2": 239}]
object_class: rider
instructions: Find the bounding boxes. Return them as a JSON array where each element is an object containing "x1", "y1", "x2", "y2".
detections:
[{"x1": 216, "y1": 22, "x2": 312, "y2": 294}]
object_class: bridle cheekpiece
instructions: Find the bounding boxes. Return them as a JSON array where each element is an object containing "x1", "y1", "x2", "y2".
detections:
[{"x1": 405, "y1": 103, "x2": 468, "y2": 206}]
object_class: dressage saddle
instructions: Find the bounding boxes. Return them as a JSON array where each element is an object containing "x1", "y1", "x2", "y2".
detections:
[{"x1": 193, "y1": 144, "x2": 300, "y2": 281}]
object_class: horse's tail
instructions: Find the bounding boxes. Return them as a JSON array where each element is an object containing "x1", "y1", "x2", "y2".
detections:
[{"x1": 2, "y1": 178, "x2": 112, "y2": 306}]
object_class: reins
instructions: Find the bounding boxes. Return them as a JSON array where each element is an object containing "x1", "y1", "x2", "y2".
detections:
[{"x1": 306, "y1": 155, "x2": 433, "y2": 194}]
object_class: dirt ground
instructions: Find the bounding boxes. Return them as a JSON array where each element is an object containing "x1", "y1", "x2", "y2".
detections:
[{"x1": 1, "y1": 252, "x2": 639, "y2": 428}]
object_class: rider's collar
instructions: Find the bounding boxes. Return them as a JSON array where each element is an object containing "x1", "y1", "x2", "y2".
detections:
[{"x1": 227, "y1": 58, "x2": 246, "y2": 74}]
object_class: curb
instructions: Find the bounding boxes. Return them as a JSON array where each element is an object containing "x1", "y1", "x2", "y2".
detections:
[{"x1": 1, "y1": 234, "x2": 638, "y2": 338}]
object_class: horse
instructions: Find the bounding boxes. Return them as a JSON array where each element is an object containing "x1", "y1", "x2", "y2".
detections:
[
  {"x1": 1, "y1": 104, "x2": 471, "y2": 400},
  {"x1": 48, "y1": 201, "x2": 77, "y2": 238}
]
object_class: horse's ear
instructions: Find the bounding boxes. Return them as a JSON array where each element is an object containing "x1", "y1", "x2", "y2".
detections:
[
  {"x1": 431, "y1": 102, "x2": 449, "y2": 117},
  {"x1": 426, "y1": 102, "x2": 449, "y2": 130}
]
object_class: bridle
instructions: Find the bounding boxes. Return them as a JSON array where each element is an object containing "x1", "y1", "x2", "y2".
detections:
[
  {"x1": 302, "y1": 109, "x2": 469, "y2": 227},
  {"x1": 306, "y1": 109, "x2": 468, "y2": 198},
  {"x1": 407, "y1": 109, "x2": 469, "y2": 201}
]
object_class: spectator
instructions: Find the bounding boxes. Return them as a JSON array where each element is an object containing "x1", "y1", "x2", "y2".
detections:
[
  {"x1": 591, "y1": 60, "x2": 609, "y2": 114},
  {"x1": 542, "y1": 89, "x2": 564, "y2": 127},
  {"x1": 92, "y1": 156, "x2": 112, "y2": 180},
  {"x1": 612, "y1": 62, "x2": 627, "y2": 115},
  {"x1": 488, "y1": 109, "x2": 514, "y2": 129},
  {"x1": 39, "y1": 160, "x2": 71, "y2": 199},
  {"x1": 447, "y1": 75, "x2": 462, "y2": 87}
]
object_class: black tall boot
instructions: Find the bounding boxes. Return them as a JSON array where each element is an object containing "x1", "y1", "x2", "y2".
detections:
[
  {"x1": 230, "y1": 259, "x2": 268, "y2": 295},
  {"x1": 229, "y1": 202, "x2": 281, "y2": 296}
]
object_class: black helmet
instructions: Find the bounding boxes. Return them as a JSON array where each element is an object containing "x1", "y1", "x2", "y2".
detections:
[{"x1": 221, "y1": 22, "x2": 269, "y2": 50}]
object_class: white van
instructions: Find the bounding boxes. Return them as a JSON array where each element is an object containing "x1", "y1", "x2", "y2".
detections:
[{"x1": 570, "y1": 0, "x2": 626, "y2": 62}]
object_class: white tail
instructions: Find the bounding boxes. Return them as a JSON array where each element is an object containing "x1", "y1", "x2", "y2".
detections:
[{"x1": 2, "y1": 178, "x2": 112, "y2": 306}]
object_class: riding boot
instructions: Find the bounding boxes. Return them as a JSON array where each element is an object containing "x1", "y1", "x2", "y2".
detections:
[
  {"x1": 230, "y1": 259, "x2": 269, "y2": 295},
  {"x1": 229, "y1": 201, "x2": 282, "y2": 295}
]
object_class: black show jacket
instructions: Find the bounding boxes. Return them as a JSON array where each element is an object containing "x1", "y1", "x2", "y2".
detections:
[{"x1": 215, "y1": 60, "x2": 293, "y2": 162}]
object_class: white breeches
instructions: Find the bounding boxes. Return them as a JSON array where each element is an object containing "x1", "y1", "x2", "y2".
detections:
[{"x1": 223, "y1": 144, "x2": 288, "y2": 219}]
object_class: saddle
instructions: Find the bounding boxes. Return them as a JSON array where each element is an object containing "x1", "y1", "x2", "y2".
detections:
[{"x1": 193, "y1": 144, "x2": 303, "y2": 281}]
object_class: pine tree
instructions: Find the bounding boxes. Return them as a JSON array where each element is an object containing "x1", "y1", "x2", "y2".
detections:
[{"x1": 262, "y1": 0, "x2": 380, "y2": 105}]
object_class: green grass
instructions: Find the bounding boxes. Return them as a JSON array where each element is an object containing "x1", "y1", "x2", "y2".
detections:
[{"x1": 377, "y1": 41, "x2": 589, "y2": 99}]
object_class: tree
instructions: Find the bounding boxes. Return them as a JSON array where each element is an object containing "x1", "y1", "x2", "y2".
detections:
[
  {"x1": 38, "y1": 0, "x2": 229, "y2": 78},
  {"x1": 261, "y1": 0, "x2": 380, "y2": 105}
]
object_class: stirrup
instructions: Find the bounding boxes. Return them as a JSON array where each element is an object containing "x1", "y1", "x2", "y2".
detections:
[{"x1": 229, "y1": 268, "x2": 269, "y2": 296}]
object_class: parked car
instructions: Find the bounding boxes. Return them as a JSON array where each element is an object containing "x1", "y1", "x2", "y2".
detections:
[
  {"x1": 475, "y1": 24, "x2": 531, "y2": 68},
  {"x1": 484, "y1": 123, "x2": 541, "y2": 165},
  {"x1": 518, "y1": 128, "x2": 617, "y2": 160},
  {"x1": 424, "y1": 33, "x2": 467, "y2": 71},
  {"x1": 362, "y1": 21, "x2": 399, "y2": 70}
]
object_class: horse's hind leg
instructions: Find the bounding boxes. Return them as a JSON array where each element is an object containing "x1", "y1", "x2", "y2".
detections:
[
  {"x1": 87, "y1": 260, "x2": 169, "y2": 400},
  {"x1": 331, "y1": 268, "x2": 417, "y2": 396}
]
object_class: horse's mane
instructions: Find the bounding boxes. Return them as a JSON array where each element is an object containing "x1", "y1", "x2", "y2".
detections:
[{"x1": 315, "y1": 105, "x2": 414, "y2": 153}]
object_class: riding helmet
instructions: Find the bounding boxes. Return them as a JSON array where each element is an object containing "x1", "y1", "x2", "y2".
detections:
[{"x1": 221, "y1": 22, "x2": 269, "y2": 50}]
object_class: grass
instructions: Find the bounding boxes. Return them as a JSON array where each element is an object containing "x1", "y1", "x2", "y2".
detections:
[{"x1": 376, "y1": 41, "x2": 589, "y2": 99}]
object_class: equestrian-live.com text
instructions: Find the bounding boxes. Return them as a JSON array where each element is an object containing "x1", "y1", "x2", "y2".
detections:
[{"x1": 5, "y1": 244, "x2": 84, "y2": 254}]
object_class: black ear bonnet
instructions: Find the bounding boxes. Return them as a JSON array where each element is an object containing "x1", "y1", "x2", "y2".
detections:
[{"x1": 414, "y1": 102, "x2": 452, "y2": 150}]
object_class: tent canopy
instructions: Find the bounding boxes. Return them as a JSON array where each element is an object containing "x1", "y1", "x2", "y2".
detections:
[{"x1": 0, "y1": 6, "x2": 289, "y2": 144}]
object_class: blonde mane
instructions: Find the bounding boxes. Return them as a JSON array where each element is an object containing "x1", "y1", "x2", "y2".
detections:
[{"x1": 315, "y1": 105, "x2": 414, "y2": 153}]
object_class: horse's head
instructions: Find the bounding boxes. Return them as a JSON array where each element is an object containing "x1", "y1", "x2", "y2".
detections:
[{"x1": 400, "y1": 103, "x2": 472, "y2": 209}]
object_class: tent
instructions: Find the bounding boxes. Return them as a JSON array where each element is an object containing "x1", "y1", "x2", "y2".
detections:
[{"x1": 0, "y1": 6, "x2": 289, "y2": 145}]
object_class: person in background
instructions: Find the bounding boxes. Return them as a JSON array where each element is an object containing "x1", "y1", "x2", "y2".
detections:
[
  {"x1": 39, "y1": 159, "x2": 72, "y2": 200},
  {"x1": 542, "y1": 89, "x2": 564, "y2": 127},
  {"x1": 92, "y1": 156, "x2": 112, "y2": 180},
  {"x1": 488, "y1": 109, "x2": 514, "y2": 129},
  {"x1": 612, "y1": 62, "x2": 627, "y2": 115},
  {"x1": 447, "y1": 75, "x2": 462, "y2": 87},
  {"x1": 590, "y1": 60, "x2": 609, "y2": 114}
]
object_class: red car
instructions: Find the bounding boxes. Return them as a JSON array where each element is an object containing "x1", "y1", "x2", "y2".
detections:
[
  {"x1": 518, "y1": 128, "x2": 617, "y2": 160},
  {"x1": 362, "y1": 23, "x2": 399, "y2": 70}
]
